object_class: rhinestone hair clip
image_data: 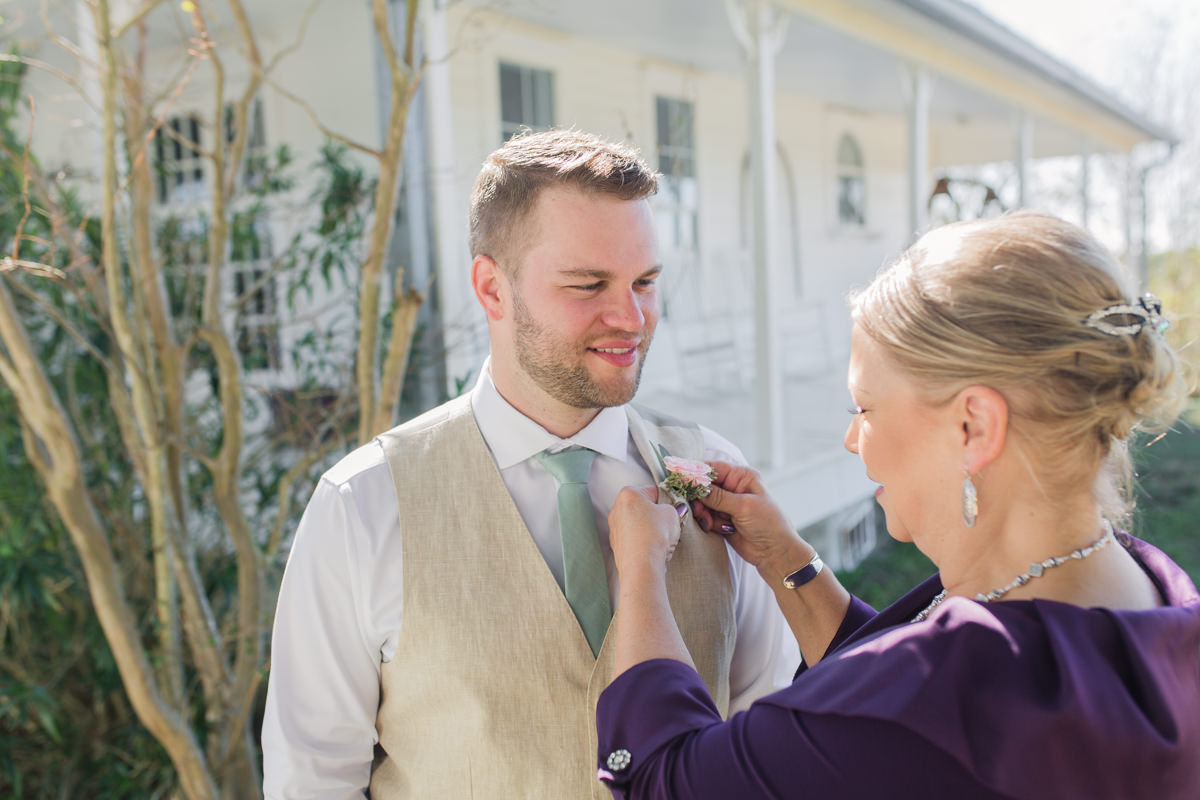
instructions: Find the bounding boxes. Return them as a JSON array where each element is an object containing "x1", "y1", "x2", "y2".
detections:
[{"x1": 1083, "y1": 293, "x2": 1170, "y2": 336}]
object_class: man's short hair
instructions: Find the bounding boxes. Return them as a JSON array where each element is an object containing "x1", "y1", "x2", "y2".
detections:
[{"x1": 468, "y1": 129, "x2": 658, "y2": 272}]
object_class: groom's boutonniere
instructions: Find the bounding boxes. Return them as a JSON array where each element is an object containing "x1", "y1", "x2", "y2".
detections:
[{"x1": 660, "y1": 455, "x2": 717, "y2": 502}]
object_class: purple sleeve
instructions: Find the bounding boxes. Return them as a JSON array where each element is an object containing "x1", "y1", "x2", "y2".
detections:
[
  {"x1": 596, "y1": 659, "x2": 993, "y2": 799},
  {"x1": 597, "y1": 661, "x2": 722, "y2": 787},
  {"x1": 793, "y1": 594, "x2": 876, "y2": 680},
  {"x1": 595, "y1": 593, "x2": 878, "y2": 781}
]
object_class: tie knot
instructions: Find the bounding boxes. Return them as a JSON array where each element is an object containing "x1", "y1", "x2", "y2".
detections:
[{"x1": 535, "y1": 447, "x2": 597, "y2": 486}]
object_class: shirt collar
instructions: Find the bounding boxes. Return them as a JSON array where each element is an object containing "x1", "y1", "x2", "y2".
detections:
[{"x1": 470, "y1": 359, "x2": 630, "y2": 469}]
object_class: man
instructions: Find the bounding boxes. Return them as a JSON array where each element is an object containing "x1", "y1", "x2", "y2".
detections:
[{"x1": 262, "y1": 129, "x2": 797, "y2": 799}]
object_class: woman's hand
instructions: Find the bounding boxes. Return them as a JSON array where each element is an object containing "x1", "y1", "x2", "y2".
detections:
[
  {"x1": 697, "y1": 462, "x2": 850, "y2": 666},
  {"x1": 608, "y1": 486, "x2": 683, "y2": 577},
  {"x1": 609, "y1": 487, "x2": 695, "y2": 675},
  {"x1": 694, "y1": 461, "x2": 814, "y2": 583}
]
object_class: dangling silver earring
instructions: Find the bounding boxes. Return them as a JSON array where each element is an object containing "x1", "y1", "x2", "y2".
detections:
[{"x1": 961, "y1": 468, "x2": 978, "y2": 528}]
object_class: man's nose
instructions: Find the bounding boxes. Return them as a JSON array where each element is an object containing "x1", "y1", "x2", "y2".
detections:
[{"x1": 603, "y1": 290, "x2": 646, "y2": 331}]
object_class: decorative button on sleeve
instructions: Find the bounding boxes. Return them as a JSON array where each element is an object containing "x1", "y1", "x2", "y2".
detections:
[{"x1": 605, "y1": 748, "x2": 632, "y2": 772}]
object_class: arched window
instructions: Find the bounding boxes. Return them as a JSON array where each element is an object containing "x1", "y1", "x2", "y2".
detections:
[{"x1": 836, "y1": 133, "x2": 865, "y2": 226}]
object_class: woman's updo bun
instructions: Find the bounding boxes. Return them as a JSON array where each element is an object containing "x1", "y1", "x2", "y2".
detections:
[{"x1": 850, "y1": 212, "x2": 1190, "y2": 522}]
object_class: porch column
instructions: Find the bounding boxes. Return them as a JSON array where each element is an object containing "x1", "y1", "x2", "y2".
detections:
[
  {"x1": 1080, "y1": 139, "x2": 1092, "y2": 228},
  {"x1": 725, "y1": 0, "x2": 788, "y2": 469},
  {"x1": 75, "y1": 0, "x2": 104, "y2": 173},
  {"x1": 904, "y1": 65, "x2": 931, "y2": 239},
  {"x1": 1123, "y1": 150, "x2": 1136, "y2": 272},
  {"x1": 421, "y1": 0, "x2": 469, "y2": 394},
  {"x1": 1136, "y1": 143, "x2": 1176, "y2": 290},
  {"x1": 1015, "y1": 112, "x2": 1033, "y2": 208}
]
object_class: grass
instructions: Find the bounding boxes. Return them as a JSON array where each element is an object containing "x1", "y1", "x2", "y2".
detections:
[
  {"x1": 838, "y1": 406, "x2": 1200, "y2": 609},
  {"x1": 1131, "y1": 408, "x2": 1200, "y2": 580}
]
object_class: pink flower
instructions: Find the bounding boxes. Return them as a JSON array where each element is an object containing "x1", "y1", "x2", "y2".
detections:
[{"x1": 662, "y1": 456, "x2": 717, "y2": 500}]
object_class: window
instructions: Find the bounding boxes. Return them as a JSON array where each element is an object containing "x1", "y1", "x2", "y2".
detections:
[
  {"x1": 230, "y1": 214, "x2": 279, "y2": 372},
  {"x1": 499, "y1": 62, "x2": 554, "y2": 143},
  {"x1": 655, "y1": 96, "x2": 698, "y2": 251},
  {"x1": 837, "y1": 501, "x2": 878, "y2": 570},
  {"x1": 154, "y1": 114, "x2": 205, "y2": 205},
  {"x1": 159, "y1": 216, "x2": 208, "y2": 320},
  {"x1": 835, "y1": 133, "x2": 866, "y2": 226},
  {"x1": 224, "y1": 98, "x2": 267, "y2": 190}
]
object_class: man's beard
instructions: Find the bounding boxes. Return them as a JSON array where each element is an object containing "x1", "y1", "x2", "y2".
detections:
[{"x1": 512, "y1": 290, "x2": 652, "y2": 409}]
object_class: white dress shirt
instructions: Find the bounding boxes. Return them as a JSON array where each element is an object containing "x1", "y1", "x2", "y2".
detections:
[{"x1": 262, "y1": 366, "x2": 800, "y2": 799}]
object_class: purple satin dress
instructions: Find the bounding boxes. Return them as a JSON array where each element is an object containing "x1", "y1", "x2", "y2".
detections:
[{"x1": 597, "y1": 536, "x2": 1200, "y2": 799}]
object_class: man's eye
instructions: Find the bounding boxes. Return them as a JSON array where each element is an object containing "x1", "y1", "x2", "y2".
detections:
[
  {"x1": 635, "y1": 278, "x2": 658, "y2": 290},
  {"x1": 848, "y1": 405, "x2": 866, "y2": 415},
  {"x1": 572, "y1": 282, "x2": 603, "y2": 292}
]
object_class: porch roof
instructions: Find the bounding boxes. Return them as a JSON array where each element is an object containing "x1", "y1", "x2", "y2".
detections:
[
  {"x1": 458, "y1": 0, "x2": 1173, "y2": 156},
  {"x1": 895, "y1": 0, "x2": 1174, "y2": 144}
]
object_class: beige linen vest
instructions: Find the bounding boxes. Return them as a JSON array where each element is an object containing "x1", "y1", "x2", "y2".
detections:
[{"x1": 369, "y1": 394, "x2": 736, "y2": 799}]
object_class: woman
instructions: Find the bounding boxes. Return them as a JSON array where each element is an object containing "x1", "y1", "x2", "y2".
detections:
[{"x1": 598, "y1": 213, "x2": 1200, "y2": 799}]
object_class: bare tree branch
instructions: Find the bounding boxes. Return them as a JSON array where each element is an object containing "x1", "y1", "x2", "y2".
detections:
[
  {"x1": 357, "y1": 0, "x2": 421, "y2": 441},
  {"x1": 113, "y1": 0, "x2": 171, "y2": 40},
  {"x1": 263, "y1": 0, "x2": 324, "y2": 74},
  {"x1": 0, "y1": 271, "x2": 217, "y2": 800},
  {"x1": 4, "y1": 272, "x2": 112, "y2": 367},
  {"x1": 88, "y1": 2, "x2": 219, "y2": 795},
  {"x1": 266, "y1": 434, "x2": 345, "y2": 557},
  {"x1": 0, "y1": 257, "x2": 66, "y2": 278},
  {"x1": 176, "y1": 3, "x2": 265, "y2": 786},
  {"x1": 0, "y1": 54, "x2": 101, "y2": 115},
  {"x1": 255, "y1": 72, "x2": 381, "y2": 158}
]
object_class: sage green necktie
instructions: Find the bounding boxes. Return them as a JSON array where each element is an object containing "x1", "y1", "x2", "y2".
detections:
[{"x1": 534, "y1": 447, "x2": 612, "y2": 657}]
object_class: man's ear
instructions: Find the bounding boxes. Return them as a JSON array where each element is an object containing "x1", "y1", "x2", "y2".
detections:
[
  {"x1": 472, "y1": 255, "x2": 507, "y2": 321},
  {"x1": 956, "y1": 385, "x2": 1009, "y2": 473}
]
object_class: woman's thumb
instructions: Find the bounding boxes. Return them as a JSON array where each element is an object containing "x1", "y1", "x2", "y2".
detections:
[{"x1": 701, "y1": 482, "x2": 736, "y2": 514}]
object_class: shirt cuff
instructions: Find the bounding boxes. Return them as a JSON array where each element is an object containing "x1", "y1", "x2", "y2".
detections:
[{"x1": 596, "y1": 659, "x2": 723, "y2": 792}]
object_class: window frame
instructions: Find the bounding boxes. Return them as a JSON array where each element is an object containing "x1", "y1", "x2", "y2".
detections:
[
  {"x1": 154, "y1": 113, "x2": 206, "y2": 206},
  {"x1": 835, "y1": 132, "x2": 867, "y2": 228},
  {"x1": 654, "y1": 95, "x2": 699, "y2": 253},
  {"x1": 498, "y1": 61, "x2": 555, "y2": 143},
  {"x1": 230, "y1": 213, "x2": 281, "y2": 374}
]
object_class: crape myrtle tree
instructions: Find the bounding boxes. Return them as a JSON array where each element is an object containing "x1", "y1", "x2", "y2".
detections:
[{"x1": 0, "y1": 0, "x2": 425, "y2": 796}]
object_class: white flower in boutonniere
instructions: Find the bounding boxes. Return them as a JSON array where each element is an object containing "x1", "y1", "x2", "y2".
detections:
[{"x1": 660, "y1": 456, "x2": 717, "y2": 501}]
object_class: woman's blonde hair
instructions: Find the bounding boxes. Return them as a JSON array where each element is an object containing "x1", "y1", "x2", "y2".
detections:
[{"x1": 850, "y1": 212, "x2": 1189, "y2": 523}]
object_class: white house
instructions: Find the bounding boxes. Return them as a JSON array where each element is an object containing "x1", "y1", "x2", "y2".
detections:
[{"x1": 17, "y1": 0, "x2": 1173, "y2": 568}]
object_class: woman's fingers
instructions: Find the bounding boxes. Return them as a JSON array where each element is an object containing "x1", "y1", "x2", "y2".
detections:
[
  {"x1": 699, "y1": 481, "x2": 739, "y2": 516},
  {"x1": 708, "y1": 460, "x2": 765, "y2": 495},
  {"x1": 635, "y1": 484, "x2": 660, "y2": 503},
  {"x1": 690, "y1": 501, "x2": 733, "y2": 533},
  {"x1": 610, "y1": 486, "x2": 682, "y2": 566}
]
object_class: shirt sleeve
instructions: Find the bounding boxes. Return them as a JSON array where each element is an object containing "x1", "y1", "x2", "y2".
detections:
[
  {"x1": 261, "y1": 476, "x2": 384, "y2": 800},
  {"x1": 699, "y1": 426, "x2": 802, "y2": 712}
]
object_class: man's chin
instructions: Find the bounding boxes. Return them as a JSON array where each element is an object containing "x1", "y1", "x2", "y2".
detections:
[
  {"x1": 597, "y1": 369, "x2": 644, "y2": 405},
  {"x1": 567, "y1": 375, "x2": 642, "y2": 409},
  {"x1": 567, "y1": 388, "x2": 637, "y2": 410}
]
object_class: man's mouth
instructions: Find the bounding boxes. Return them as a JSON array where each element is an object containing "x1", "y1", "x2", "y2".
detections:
[{"x1": 588, "y1": 343, "x2": 640, "y2": 367}]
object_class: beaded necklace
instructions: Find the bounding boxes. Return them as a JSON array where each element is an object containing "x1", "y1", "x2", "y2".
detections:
[{"x1": 911, "y1": 520, "x2": 1117, "y2": 623}]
